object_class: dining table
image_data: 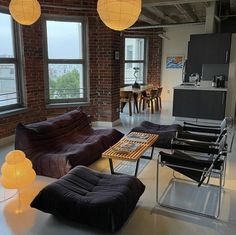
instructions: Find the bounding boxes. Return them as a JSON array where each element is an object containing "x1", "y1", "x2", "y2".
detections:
[{"x1": 120, "y1": 85, "x2": 153, "y2": 114}]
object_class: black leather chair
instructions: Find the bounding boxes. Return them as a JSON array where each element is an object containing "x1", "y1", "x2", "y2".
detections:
[
  {"x1": 180, "y1": 117, "x2": 233, "y2": 140},
  {"x1": 171, "y1": 129, "x2": 228, "y2": 154},
  {"x1": 131, "y1": 117, "x2": 233, "y2": 150},
  {"x1": 156, "y1": 135, "x2": 227, "y2": 218}
]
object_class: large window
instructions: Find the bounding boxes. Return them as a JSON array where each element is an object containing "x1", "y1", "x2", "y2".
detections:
[
  {"x1": 0, "y1": 11, "x2": 22, "y2": 111},
  {"x1": 44, "y1": 17, "x2": 88, "y2": 104},
  {"x1": 124, "y1": 37, "x2": 146, "y2": 85}
]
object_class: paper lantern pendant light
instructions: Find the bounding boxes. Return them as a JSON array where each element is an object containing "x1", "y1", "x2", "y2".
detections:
[
  {"x1": 0, "y1": 150, "x2": 36, "y2": 189},
  {"x1": 9, "y1": 0, "x2": 41, "y2": 26},
  {"x1": 97, "y1": 0, "x2": 142, "y2": 31}
]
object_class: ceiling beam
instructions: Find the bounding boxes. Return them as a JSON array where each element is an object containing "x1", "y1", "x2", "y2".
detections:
[
  {"x1": 144, "y1": 6, "x2": 177, "y2": 23},
  {"x1": 186, "y1": 4, "x2": 200, "y2": 21},
  {"x1": 128, "y1": 21, "x2": 205, "y2": 30},
  {"x1": 175, "y1": 4, "x2": 198, "y2": 22},
  {"x1": 139, "y1": 8, "x2": 162, "y2": 24},
  {"x1": 139, "y1": 14, "x2": 161, "y2": 25},
  {"x1": 202, "y1": 2, "x2": 209, "y2": 8},
  {"x1": 205, "y1": 1, "x2": 216, "y2": 33},
  {"x1": 143, "y1": 0, "x2": 218, "y2": 7},
  {"x1": 230, "y1": 0, "x2": 236, "y2": 13}
]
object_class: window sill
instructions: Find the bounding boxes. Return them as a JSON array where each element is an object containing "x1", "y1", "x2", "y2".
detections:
[
  {"x1": 0, "y1": 107, "x2": 28, "y2": 118},
  {"x1": 46, "y1": 102, "x2": 90, "y2": 109}
]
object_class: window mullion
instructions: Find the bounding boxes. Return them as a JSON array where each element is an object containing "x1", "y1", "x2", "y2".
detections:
[
  {"x1": 0, "y1": 58, "x2": 17, "y2": 63},
  {"x1": 48, "y1": 59, "x2": 84, "y2": 64},
  {"x1": 124, "y1": 60, "x2": 145, "y2": 63}
]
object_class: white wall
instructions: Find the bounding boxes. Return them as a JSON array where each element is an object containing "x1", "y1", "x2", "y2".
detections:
[
  {"x1": 226, "y1": 34, "x2": 236, "y2": 120},
  {"x1": 160, "y1": 25, "x2": 205, "y2": 102}
]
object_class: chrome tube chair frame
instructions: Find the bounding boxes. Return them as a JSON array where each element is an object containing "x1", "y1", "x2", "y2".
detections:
[
  {"x1": 156, "y1": 151, "x2": 226, "y2": 219},
  {"x1": 182, "y1": 117, "x2": 233, "y2": 135},
  {"x1": 172, "y1": 130, "x2": 234, "y2": 186}
]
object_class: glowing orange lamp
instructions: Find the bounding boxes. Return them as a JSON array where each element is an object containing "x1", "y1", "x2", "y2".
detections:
[
  {"x1": 9, "y1": 0, "x2": 41, "y2": 26},
  {"x1": 1, "y1": 150, "x2": 36, "y2": 190},
  {"x1": 0, "y1": 150, "x2": 36, "y2": 212},
  {"x1": 97, "y1": 0, "x2": 142, "y2": 31}
]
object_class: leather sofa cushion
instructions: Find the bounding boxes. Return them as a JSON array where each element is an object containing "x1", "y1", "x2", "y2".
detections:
[
  {"x1": 31, "y1": 166, "x2": 145, "y2": 232},
  {"x1": 131, "y1": 121, "x2": 182, "y2": 149}
]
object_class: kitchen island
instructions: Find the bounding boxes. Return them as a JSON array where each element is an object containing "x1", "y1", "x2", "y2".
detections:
[{"x1": 173, "y1": 84, "x2": 227, "y2": 120}]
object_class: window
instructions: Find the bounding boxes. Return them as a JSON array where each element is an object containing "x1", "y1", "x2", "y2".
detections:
[
  {"x1": 0, "y1": 11, "x2": 22, "y2": 111},
  {"x1": 124, "y1": 37, "x2": 146, "y2": 85},
  {"x1": 44, "y1": 17, "x2": 88, "y2": 104}
]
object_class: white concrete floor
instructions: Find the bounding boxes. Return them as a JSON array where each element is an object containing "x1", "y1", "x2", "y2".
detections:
[{"x1": 0, "y1": 101, "x2": 236, "y2": 235}]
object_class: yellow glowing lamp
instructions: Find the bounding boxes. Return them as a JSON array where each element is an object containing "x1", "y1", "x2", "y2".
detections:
[
  {"x1": 9, "y1": 0, "x2": 41, "y2": 26},
  {"x1": 0, "y1": 150, "x2": 36, "y2": 189},
  {"x1": 97, "y1": 0, "x2": 142, "y2": 31}
]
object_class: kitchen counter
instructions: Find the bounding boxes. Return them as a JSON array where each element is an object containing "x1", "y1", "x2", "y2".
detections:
[
  {"x1": 174, "y1": 84, "x2": 227, "y2": 92},
  {"x1": 173, "y1": 85, "x2": 227, "y2": 120}
]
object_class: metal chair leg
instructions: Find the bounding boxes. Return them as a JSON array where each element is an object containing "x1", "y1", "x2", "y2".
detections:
[
  {"x1": 156, "y1": 154, "x2": 160, "y2": 203},
  {"x1": 156, "y1": 161, "x2": 223, "y2": 218}
]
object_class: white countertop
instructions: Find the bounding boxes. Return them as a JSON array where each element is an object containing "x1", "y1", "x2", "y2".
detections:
[{"x1": 174, "y1": 84, "x2": 227, "y2": 91}]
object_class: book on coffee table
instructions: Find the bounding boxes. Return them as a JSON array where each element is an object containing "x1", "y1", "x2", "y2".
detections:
[
  {"x1": 125, "y1": 132, "x2": 150, "y2": 143},
  {"x1": 112, "y1": 142, "x2": 140, "y2": 154}
]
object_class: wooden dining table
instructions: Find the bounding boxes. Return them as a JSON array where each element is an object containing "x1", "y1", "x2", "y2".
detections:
[
  {"x1": 120, "y1": 85, "x2": 153, "y2": 93},
  {"x1": 120, "y1": 85, "x2": 153, "y2": 114}
]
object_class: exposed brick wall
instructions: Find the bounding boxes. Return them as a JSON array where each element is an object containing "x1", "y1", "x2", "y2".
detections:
[
  {"x1": 0, "y1": 0, "x2": 162, "y2": 139},
  {"x1": 112, "y1": 32, "x2": 122, "y2": 121},
  {"x1": 90, "y1": 19, "x2": 121, "y2": 122},
  {"x1": 120, "y1": 29, "x2": 162, "y2": 88}
]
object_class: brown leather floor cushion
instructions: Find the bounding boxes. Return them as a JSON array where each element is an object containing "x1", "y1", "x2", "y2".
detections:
[
  {"x1": 131, "y1": 121, "x2": 182, "y2": 149},
  {"x1": 31, "y1": 166, "x2": 145, "y2": 233},
  {"x1": 15, "y1": 108, "x2": 124, "y2": 178}
]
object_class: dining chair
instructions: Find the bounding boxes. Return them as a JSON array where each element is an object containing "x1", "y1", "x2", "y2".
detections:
[
  {"x1": 139, "y1": 89, "x2": 158, "y2": 114},
  {"x1": 156, "y1": 87, "x2": 163, "y2": 110},
  {"x1": 120, "y1": 91, "x2": 133, "y2": 116}
]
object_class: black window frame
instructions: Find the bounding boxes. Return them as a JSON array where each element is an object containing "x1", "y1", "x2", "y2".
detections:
[
  {"x1": 0, "y1": 9, "x2": 23, "y2": 112},
  {"x1": 124, "y1": 36, "x2": 147, "y2": 85},
  {"x1": 43, "y1": 15, "x2": 89, "y2": 105}
]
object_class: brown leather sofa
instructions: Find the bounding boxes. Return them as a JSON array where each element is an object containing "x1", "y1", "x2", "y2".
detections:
[{"x1": 15, "y1": 108, "x2": 124, "y2": 178}]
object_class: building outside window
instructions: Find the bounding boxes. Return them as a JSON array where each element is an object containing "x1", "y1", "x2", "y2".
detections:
[
  {"x1": 43, "y1": 16, "x2": 88, "y2": 104},
  {"x1": 124, "y1": 37, "x2": 146, "y2": 85},
  {"x1": 0, "y1": 11, "x2": 23, "y2": 111}
]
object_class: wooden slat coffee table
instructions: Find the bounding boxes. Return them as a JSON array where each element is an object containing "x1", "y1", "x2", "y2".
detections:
[{"x1": 102, "y1": 132, "x2": 159, "y2": 176}]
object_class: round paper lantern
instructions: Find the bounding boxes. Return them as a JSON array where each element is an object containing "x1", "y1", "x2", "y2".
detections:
[
  {"x1": 9, "y1": 0, "x2": 41, "y2": 26},
  {"x1": 0, "y1": 150, "x2": 36, "y2": 189},
  {"x1": 97, "y1": 0, "x2": 142, "y2": 31}
]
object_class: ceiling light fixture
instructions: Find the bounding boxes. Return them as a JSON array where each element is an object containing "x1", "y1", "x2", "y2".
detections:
[
  {"x1": 9, "y1": 0, "x2": 41, "y2": 26},
  {"x1": 97, "y1": 0, "x2": 142, "y2": 31}
]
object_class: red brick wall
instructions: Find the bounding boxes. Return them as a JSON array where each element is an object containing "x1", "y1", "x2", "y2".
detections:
[
  {"x1": 120, "y1": 29, "x2": 162, "y2": 87},
  {"x1": 0, "y1": 1, "x2": 162, "y2": 139}
]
